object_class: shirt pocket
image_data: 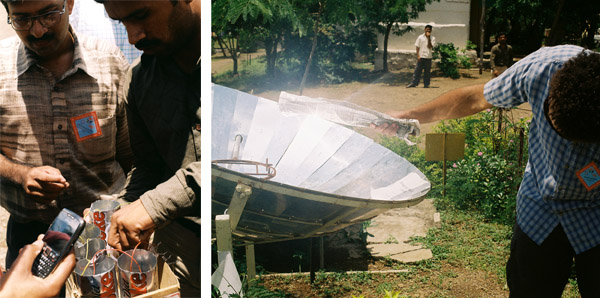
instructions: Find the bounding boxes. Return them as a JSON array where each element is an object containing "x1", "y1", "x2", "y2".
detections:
[{"x1": 73, "y1": 116, "x2": 117, "y2": 163}]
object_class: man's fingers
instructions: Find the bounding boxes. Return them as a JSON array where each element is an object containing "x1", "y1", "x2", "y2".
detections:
[
  {"x1": 45, "y1": 251, "x2": 76, "y2": 285},
  {"x1": 34, "y1": 170, "x2": 66, "y2": 184},
  {"x1": 11, "y1": 240, "x2": 43, "y2": 272},
  {"x1": 118, "y1": 226, "x2": 130, "y2": 250},
  {"x1": 40, "y1": 181, "x2": 68, "y2": 193},
  {"x1": 107, "y1": 222, "x2": 120, "y2": 248}
]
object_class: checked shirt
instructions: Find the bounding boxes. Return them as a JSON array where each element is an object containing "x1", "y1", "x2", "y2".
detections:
[{"x1": 484, "y1": 45, "x2": 600, "y2": 254}]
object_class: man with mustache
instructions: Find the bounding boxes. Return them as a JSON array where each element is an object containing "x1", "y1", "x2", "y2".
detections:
[
  {"x1": 0, "y1": 0, "x2": 132, "y2": 270},
  {"x1": 93, "y1": 0, "x2": 200, "y2": 296}
]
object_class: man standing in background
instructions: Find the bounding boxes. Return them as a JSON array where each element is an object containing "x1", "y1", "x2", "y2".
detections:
[
  {"x1": 407, "y1": 24, "x2": 436, "y2": 88},
  {"x1": 490, "y1": 32, "x2": 514, "y2": 77}
]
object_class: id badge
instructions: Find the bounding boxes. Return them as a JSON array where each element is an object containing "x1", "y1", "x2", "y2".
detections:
[
  {"x1": 70, "y1": 111, "x2": 102, "y2": 142},
  {"x1": 576, "y1": 162, "x2": 600, "y2": 191}
]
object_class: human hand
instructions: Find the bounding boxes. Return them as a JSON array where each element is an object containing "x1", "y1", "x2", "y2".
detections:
[
  {"x1": 21, "y1": 166, "x2": 69, "y2": 203},
  {"x1": 493, "y1": 69, "x2": 499, "y2": 77},
  {"x1": 107, "y1": 200, "x2": 156, "y2": 250},
  {"x1": 369, "y1": 111, "x2": 411, "y2": 136},
  {"x1": 0, "y1": 237, "x2": 76, "y2": 298}
]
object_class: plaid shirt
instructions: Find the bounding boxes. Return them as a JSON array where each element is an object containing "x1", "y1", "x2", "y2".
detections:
[
  {"x1": 0, "y1": 31, "x2": 133, "y2": 223},
  {"x1": 484, "y1": 45, "x2": 600, "y2": 254}
]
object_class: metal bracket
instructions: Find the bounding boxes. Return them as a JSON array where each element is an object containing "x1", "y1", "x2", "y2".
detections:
[{"x1": 227, "y1": 183, "x2": 252, "y2": 231}]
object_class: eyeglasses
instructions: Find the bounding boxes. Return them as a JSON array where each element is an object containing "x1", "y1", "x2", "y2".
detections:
[{"x1": 6, "y1": 0, "x2": 66, "y2": 31}]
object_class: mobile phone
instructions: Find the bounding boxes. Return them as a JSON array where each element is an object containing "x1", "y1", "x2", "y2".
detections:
[{"x1": 32, "y1": 208, "x2": 86, "y2": 278}]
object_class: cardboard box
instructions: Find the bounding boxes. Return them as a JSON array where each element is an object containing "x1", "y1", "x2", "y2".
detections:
[
  {"x1": 67, "y1": 258, "x2": 180, "y2": 298},
  {"x1": 136, "y1": 259, "x2": 180, "y2": 298}
]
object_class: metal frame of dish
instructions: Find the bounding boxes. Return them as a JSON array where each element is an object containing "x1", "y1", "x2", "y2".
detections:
[{"x1": 212, "y1": 163, "x2": 425, "y2": 244}]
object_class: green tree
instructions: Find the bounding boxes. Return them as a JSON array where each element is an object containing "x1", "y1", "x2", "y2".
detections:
[
  {"x1": 362, "y1": 0, "x2": 438, "y2": 73},
  {"x1": 486, "y1": 0, "x2": 600, "y2": 54},
  {"x1": 297, "y1": 0, "x2": 359, "y2": 94},
  {"x1": 213, "y1": 0, "x2": 304, "y2": 77},
  {"x1": 212, "y1": 0, "x2": 246, "y2": 75}
]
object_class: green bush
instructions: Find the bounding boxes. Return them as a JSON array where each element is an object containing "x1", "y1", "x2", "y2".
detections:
[
  {"x1": 433, "y1": 43, "x2": 472, "y2": 79},
  {"x1": 436, "y1": 108, "x2": 530, "y2": 225},
  {"x1": 379, "y1": 108, "x2": 530, "y2": 225}
]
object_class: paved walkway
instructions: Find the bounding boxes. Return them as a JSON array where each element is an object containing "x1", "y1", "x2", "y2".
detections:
[{"x1": 366, "y1": 198, "x2": 438, "y2": 263}]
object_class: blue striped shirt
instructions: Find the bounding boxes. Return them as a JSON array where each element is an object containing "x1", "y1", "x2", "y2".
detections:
[{"x1": 484, "y1": 45, "x2": 600, "y2": 254}]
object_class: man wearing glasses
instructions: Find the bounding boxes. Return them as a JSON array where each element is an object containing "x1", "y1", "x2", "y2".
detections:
[{"x1": 0, "y1": 0, "x2": 132, "y2": 270}]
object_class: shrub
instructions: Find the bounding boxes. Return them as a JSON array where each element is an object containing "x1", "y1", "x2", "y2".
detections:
[
  {"x1": 434, "y1": 43, "x2": 472, "y2": 79},
  {"x1": 379, "y1": 107, "x2": 530, "y2": 225},
  {"x1": 436, "y1": 108, "x2": 530, "y2": 225}
]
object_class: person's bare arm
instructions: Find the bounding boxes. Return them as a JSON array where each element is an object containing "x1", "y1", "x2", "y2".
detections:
[
  {"x1": 373, "y1": 84, "x2": 493, "y2": 135},
  {"x1": 0, "y1": 155, "x2": 68, "y2": 203},
  {"x1": 416, "y1": 46, "x2": 420, "y2": 60}
]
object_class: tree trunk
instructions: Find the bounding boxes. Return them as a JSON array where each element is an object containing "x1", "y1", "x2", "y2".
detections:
[
  {"x1": 583, "y1": 18, "x2": 598, "y2": 49},
  {"x1": 299, "y1": 1, "x2": 323, "y2": 96},
  {"x1": 227, "y1": 36, "x2": 240, "y2": 75},
  {"x1": 383, "y1": 22, "x2": 392, "y2": 73},
  {"x1": 216, "y1": 36, "x2": 228, "y2": 57},
  {"x1": 265, "y1": 35, "x2": 279, "y2": 77},
  {"x1": 546, "y1": 0, "x2": 566, "y2": 46}
]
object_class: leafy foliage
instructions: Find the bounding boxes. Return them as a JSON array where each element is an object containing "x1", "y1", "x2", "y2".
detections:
[
  {"x1": 436, "y1": 108, "x2": 530, "y2": 225},
  {"x1": 485, "y1": 0, "x2": 600, "y2": 53},
  {"x1": 379, "y1": 107, "x2": 530, "y2": 225},
  {"x1": 433, "y1": 43, "x2": 471, "y2": 79}
]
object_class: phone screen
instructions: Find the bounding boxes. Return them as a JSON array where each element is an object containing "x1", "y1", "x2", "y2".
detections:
[{"x1": 43, "y1": 211, "x2": 80, "y2": 253}]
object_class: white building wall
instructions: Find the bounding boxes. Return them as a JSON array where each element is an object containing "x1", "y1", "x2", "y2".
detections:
[{"x1": 375, "y1": 0, "x2": 471, "y2": 70}]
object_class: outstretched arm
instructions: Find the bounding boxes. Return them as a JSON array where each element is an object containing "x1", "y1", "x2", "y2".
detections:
[{"x1": 373, "y1": 84, "x2": 493, "y2": 134}]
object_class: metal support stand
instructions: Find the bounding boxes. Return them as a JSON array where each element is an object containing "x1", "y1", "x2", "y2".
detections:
[
  {"x1": 215, "y1": 214, "x2": 233, "y2": 253},
  {"x1": 227, "y1": 183, "x2": 252, "y2": 230},
  {"x1": 245, "y1": 244, "x2": 256, "y2": 280},
  {"x1": 217, "y1": 183, "x2": 258, "y2": 280},
  {"x1": 319, "y1": 236, "x2": 325, "y2": 269}
]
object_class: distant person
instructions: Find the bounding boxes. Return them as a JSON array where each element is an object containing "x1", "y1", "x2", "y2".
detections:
[
  {"x1": 407, "y1": 24, "x2": 436, "y2": 88},
  {"x1": 490, "y1": 32, "x2": 514, "y2": 77},
  {"x1": 375, "y1": 45, "x2": 600, "y2": 297}
]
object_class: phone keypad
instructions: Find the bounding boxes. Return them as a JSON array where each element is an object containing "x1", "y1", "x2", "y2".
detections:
[{"x1": 32, "y1": 245, "x2": 59, "y2": 278}]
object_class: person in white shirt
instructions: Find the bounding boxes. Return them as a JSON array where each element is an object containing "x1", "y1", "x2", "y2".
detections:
[{"x1": 407, "y1": 25, "x2": 436, "y2": 88}]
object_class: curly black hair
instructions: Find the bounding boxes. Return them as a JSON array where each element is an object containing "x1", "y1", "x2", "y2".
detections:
[{"x1": 548, "y1": 50, "x2": 600, "y2": 143}]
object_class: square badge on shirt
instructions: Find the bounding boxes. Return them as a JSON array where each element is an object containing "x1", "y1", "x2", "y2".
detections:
[
  {"x1": 70, "y1": 111, "x2": 102, "y2": 142},
  {"x1": 576, "y1": 161, "x2": 600, "y2": 191}
]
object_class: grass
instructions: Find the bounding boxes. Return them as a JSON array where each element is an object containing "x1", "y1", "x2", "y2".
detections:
[
  {"x1": 212, "y1": 55, "x2": 383, "y2": 95},
  {"x1": 235, "y1": 208, "x2": 583, "y2": 297}
]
